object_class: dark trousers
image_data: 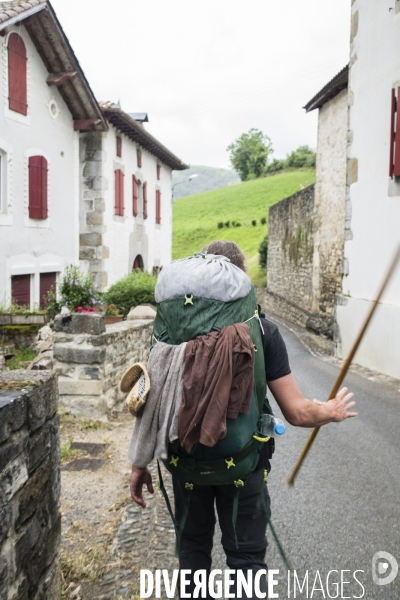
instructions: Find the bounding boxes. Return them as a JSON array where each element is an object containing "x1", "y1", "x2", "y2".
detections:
[{"x1": 173, "y1": 468, "x2": 270, "y2": 599}]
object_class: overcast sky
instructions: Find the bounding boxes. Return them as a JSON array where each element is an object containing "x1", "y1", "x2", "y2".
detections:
[{"x1": 52, "y1": 0, "x2": 351, "y2": 169}]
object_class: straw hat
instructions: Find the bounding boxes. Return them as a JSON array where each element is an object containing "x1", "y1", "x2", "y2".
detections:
[{"x1": 120, "y1": 362, "x2": 150, "y2": 416}]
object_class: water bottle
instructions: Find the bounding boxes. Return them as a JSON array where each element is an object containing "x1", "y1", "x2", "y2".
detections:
[{"x1": 259, "y1": 414, "x2": 286, "y2": 437}]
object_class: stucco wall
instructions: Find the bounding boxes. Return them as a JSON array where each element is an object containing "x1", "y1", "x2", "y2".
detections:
[
  {"x1": 336, "y1": 1, "x2": 400, "y2": 378},
  {"x1": 0, "y1": 26, "x2": 79, "y2": 307},
  {"x1": 102, "y1": 125, "x2": 173, "y2": 287}
]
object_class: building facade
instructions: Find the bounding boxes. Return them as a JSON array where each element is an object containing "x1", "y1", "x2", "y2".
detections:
[
  {"x1": 336, "y1": 1, "x2": 400, "y2": 379},
  {"x1": 79, "y1": 103, "x2": 187, "y2": 291},
  {"x1": 0, "y1": 1, "x2": 188, "y2": 306},
  {"x1": 0, "y1": 1, "x2": 106, "y2": 309}
]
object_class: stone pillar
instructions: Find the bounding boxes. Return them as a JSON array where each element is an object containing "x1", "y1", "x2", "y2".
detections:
[
  {"x1": 53, "y1": 313, "x2": 153, "y2": 418},
  {"x1": 79, "y1": 132, "x2": 109, "y2": 291},
  {"x1": 0, "y1": 371, "x2": 61, "y2": 600}
]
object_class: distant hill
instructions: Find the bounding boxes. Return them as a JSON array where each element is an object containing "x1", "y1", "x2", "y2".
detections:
[
  {"x1": 173, "y1": 169, "x2": 315, "y2": 285},
  {"x1": 172, "y1": 165, "x2": 240, "y2": 199}
]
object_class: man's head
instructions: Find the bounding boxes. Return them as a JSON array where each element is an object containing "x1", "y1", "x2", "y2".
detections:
[{"x1": 202, "y1": 240, "x2": 246, "y2": 272}]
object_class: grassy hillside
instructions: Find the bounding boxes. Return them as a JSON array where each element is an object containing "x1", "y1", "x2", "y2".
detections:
[
  {"x1": 172, "y1": 165, "x2": 240, "y2": 199},
  {"x1": 172, "y1": 169, "x2": 315, "y2": 285}
]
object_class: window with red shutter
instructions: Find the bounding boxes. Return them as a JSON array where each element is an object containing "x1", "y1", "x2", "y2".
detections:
[
  {"x1": 390, "y1": 87, "x2": 400, "y2": 178},
  {"x1": 116, "y1": 136, "x2": 122, "y2": 157},
  {"x1": 137, "y1": 149, "x2": 142, "y2": 168},
  {"x1": 156, "y1": 189, "x2": 161, "y2": 224},
  {"x1": 133, "y1": 175, "x2": 138, "y2": 216},
  {"x1": 8, "y1": 33, "x2": 27, "y2": 115},
  {"x1": 29, "y1": 156, "x2": 48, "y2": 219},
  {"x1": 40, "y1": 272, "x2": 56, "y2": 310},
  {"x1": 12, "y1": 274, "x2": 30, "y2": 307},
  {"x1": 115, "y1": 169, "x2": 124, "y2": 216},
  {"x1": 157, "y1": 165, "x2": 161, "y2": 180},
  {"x1": 143, "y1": 181, "x2": 148, "y2": 219}
]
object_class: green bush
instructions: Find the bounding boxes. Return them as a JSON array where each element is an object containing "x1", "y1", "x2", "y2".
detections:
[
  {"x1": 104, "y1": 271, "x2": 157, "y2": 318},
  {"x1": 217, "y1": 222, "x2": 224, "y2": 229},
  {"x1": 252, "y1": 220, "x2": 257, "y2": 227},
  {"x1": 225, "y1": 221, "x2": 230, "y2": 228},
  {"x1": 260, "y1": 217, "x2": 267, "y2": 225},
  {"x1": 259, "y1": 235, "x2": 268, "y2": 270}
]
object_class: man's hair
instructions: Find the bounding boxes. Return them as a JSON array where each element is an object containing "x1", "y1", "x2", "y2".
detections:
[{"x1": 202, "y1": 240, "x2": 246, "y2": 272}]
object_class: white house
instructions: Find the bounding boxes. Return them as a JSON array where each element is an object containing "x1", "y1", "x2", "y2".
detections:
[
  {"x1": 0, "y1": 0, "x2": 188, "y2": 307},
  {"x1": 335, "y1": 1, "x2": 400, "y2": 379},
  {"x1": 78, "y1": 102, "x2": 188, "y2": 291},
  {"x1": 0, "y1": 0, "x2": 107, "y2": 309}
]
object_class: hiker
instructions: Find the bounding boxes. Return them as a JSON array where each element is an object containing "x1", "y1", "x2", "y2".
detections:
[{"x1": 128, "y1": 240, "x2": 356, "y2": 599}]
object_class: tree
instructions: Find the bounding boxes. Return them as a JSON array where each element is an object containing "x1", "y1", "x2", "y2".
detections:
[
  {"x1": 227, "y1": 129, "x2": 273, "y2": 181},
  {"x1": 285, "y1": 145, "x2": 316, "y2": 168}
]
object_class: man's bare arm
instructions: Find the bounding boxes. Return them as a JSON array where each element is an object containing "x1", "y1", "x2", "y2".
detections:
[
  {"x1": 267, "y1": 373, "x2": 357, "y2": 428},
  {"x1": 130, "y1": 464, "x2": 154, "y2": 508}
]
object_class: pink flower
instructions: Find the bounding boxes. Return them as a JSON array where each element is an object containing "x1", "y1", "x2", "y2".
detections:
[{"x1": 77, "y1": 306, "x2": 83, "y2": 312}]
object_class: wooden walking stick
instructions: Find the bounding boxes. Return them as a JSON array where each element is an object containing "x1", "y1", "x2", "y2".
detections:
[{"x1": 287, "y1": 245, "x2": 400, "y2": 487}]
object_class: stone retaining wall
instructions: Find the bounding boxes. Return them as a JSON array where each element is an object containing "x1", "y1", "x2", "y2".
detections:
[
  {"x1": 53, "y1": 313, "x2": 153, "y2": 418},
  {"x1": 0, "y1": 371, "x2": 61, "y2": 600}
]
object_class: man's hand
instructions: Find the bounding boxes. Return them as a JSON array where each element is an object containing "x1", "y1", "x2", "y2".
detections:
[
  {"x1": 268, "y1": 374, "x2": 357, "y2": 427},
  {"x1": 130, "y1": 464, "x2": 154, "y2": 508},
  {"x1": 323, "y1": 387, "x2": 357, "y2": 422}
]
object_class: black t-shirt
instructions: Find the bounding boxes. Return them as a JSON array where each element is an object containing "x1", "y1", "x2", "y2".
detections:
[
  {"x1": 260, "y1": 317, "x2": 291, "y2": 382},
  {"x1": 255, "y1": 317, "x2": 291, "y2": 471}
]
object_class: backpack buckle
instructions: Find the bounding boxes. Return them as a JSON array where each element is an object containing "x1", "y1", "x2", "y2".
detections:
[{"x1": 225, "y1": 457, "x2": 236, "y2": 469}]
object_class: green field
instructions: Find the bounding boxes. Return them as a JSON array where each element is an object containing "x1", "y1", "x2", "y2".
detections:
[{"x1": 172, "y1": 169, "x2": 315, "y2": 285}]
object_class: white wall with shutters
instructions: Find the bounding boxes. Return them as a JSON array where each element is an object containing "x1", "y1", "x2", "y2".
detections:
[
  {"x1": 0, "y1": 25, "x2": 79, "y2": 306},
  {"x1": 335, "y1": 2, "x2": 400, "y2": 379},
  {"x1": 102, "y1": 124, "x2": 173, "y2": 287}
]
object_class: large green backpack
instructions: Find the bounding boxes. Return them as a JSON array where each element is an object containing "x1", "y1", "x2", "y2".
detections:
[{"x1": 152, "y1": 255, "x2": 274, "y2": 488}]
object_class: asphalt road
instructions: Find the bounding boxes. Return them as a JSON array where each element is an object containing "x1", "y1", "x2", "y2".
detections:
[{"x1": 212, "y1": 318, "x2": 400, "y2": 599}]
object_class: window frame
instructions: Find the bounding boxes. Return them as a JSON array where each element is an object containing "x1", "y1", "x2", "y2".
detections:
[
  {"x1": 115, "y1": 169, "x2": 125, "y2": 216},
  {"x1": 28, "y1": 155, "x2": 48, "y2": 219}
]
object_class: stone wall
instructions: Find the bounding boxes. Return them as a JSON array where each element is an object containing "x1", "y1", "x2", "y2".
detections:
[
  {"x1": 53, "y1": 313, "x2": 153, "y2": 418},
  {"x1": 0, "y1": 371, "x2": 61, "y2": 600},
  {"x1": 265, "y1": 185, "x2": 317, "y2": 328}
]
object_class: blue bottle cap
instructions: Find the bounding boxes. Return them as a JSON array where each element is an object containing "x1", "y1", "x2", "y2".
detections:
[{"x1": 274, "y1": 423, "x2": 286, "y2": 435}]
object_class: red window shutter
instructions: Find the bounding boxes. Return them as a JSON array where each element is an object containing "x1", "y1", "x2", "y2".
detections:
[
  {"x1": 133, "y1": 175, "x2": 138, "y2": 216},
  {"x1": 390, "y1": 89, "x2": 396, "y2": 178},
  {"x1": 156, "y1": 190, "x2": 161, "y2": 224},
  {"x1": 8, "y1": 33, "x2": 27, "y2": 115},
  {"x1": 393, "y1": 87, "x2": 400, "y2": 177},
  {"x1": 40, "y1": 272, "x2": 56, "y2": 310},
  {"x1": 137, "y1": 149, "x2": 142, "y2": 168},
  {"x1": 116, "y1": 136, "x2": 122, "y2": 157},
  {"x1": 115, "y1": 169, "x2": 124, "y2": 215},
  {"x1": 12, "y1": 274, "x2": 30, "y2": 307},
  {"x1": 157, "y1": 165, "x2": 161, "y2": 180},
  {"x1": 29, "y1": 156, "x2": 48, "y2": 219},
  {"x1": 143, "y1": 181, "x2": 148, "y2": 219}
]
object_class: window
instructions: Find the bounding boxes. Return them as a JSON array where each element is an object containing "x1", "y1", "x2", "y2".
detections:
[
  {"x1": 116, "y1": 136, "x2": 122, "y2": 157},
  {"x1": 137, "y1": 149, "x2": 142, "y2": 168},
  {"x1": 133, "y1": 255, "x2": 144, "y2": 271},
  {"x1": 143, "y1": 181, "x2": 148, "y2": 219},
  {"x1": 115, "y1": 169, "x2": 124, "y2": 216},
  {"x1": 389, "y1": 87, "x2": 400, "y2": 178},
  {"x1": 156, "y1": 189, "x2": 161, "y2": 224},
  {"x1": 157, "y1": 164, "x2": 161, "y2": 180},
  {"x1": 40, "y1": 272, "x2": 56, "y2": 310},
  {"x1": 29, "y1": 156, "x2": 48, "y2": 219},
  {"x1": 8, "y1": 33, "x2": 28, "y2": 115},
  {"x1": 132, "y1": 175, "x2": 138, "y2": 216},
  {"x1": 11, "y1": 274, "x2": 30, "y2": 307}
]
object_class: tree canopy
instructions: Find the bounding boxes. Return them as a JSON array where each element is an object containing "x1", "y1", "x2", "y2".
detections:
[{"x1": 227, "y1": 129, "x2": 273, "y2": 181}]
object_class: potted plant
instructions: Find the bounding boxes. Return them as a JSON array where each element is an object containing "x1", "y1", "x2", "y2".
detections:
[{"x1": 104, "y1": 304, "x2": 124, "y2": 325}]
